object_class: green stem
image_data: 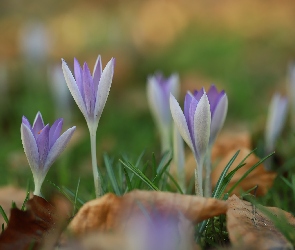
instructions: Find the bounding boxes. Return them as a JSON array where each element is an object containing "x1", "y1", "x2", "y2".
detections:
[
  {"x1": 160, "y1": 125, "x2": 171, "y2": 154},
  {"x1": 173, "y1": 124, "x2": 185, "y2": 193},
  {"x1": 89, "y1": 128, "x2": 103, "y2": 197},
  {"x1": 195, "y1": 158, "x2": 203, "y2": 196},
  {"x1": 204, "y1": 145, "x2": 212, "y2": 197}
]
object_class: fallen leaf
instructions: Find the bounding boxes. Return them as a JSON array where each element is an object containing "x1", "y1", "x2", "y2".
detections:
[
  {"x1": 69, "y1": 190, "x2": 227, "y2": 235},
  {"x1": 227, "y1": 195, "x2": 295, "y2": 250},
  {"x1": 0, "y1": 186, "x2": 27, "y2": 227},
  {"x1": 0, "y1": 195, "x2": 71, "y2": 250},
  {"x1": 69, "y1": 190, "x2": 218, "y2": 250},
  {"x1": 211, "y1": 130, "x2": 252, "y2": 162},
  {"x1": 211, "y1": 148, "x2": 277, "y2": 196},
  {"x1": 71, "y1": 213, "x2": 201, "y2": 250}
]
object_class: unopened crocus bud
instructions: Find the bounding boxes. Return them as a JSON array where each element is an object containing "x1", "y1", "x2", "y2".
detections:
[
  {"x1": 147, "y1": 73, "x2": 179, "y2": 153},
  {"x1": 264, "y1": 93, "x2": 288, "y2": 170}
]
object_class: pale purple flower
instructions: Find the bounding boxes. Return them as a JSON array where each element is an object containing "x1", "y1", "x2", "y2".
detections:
[
  {"x1": 147, "y1": 73, "x2": 179, "y2": 152},
  {"x1": 62, "y1": 55, "x2": 115, "y2": 197},
  {"x1": 21, "y1": 112, "x2": 76, "y2": 196},
  {"x1": 62, "y1": 56, "x2": 115, "y2": 131},
  {"x1": 265, "y1": 93, "x2": 288, "y2": 154},
  {"x1": 170, "y1": 90, "x2": 211, "y2": 196},
  {"x1": 194, "y1": 85, "x2": 227, "y2": 196},
  {"x1": 147, "y1": 73, "x2": 179, "y2": 128}
]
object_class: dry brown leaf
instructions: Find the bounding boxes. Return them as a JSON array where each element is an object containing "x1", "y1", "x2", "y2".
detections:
[
  {"x1": 227, "y1": 195, "x2": 295, "y2": 250},
  {"x1": 211, "y1": 130, "x2": 252, "y2": 162},
  {"x1": 69, "y1": 190, "x2": 227, "y2": 235},
  {"x1": 0, "y1": 186, "x2": 27, "y2": 227},
  {"x1": 0, "y1": 195, "x2": 71, "y2": 250},
  {"x1": 212, "y1": 148, "x2": 277, "y2": 196},
  {"x1": 68, "y1": 190, "x2": 218, "y2": 250}
]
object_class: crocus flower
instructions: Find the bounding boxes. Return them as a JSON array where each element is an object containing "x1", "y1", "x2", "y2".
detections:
[
  {"x1": 62, "y1": 56, "x2": 115, "y2": 132},
  {"x1": 147, "y1": 73, "x2": 179, "y2": 153},
  {"x1": 21, "y1": 112, "x2": 76, "y2": 196},
  {"x1": 170, "y1": 90, "x2": 211, "y2": 196},
  {"x1": 264, "y1": 93, "x2": 288, "y2": 170},
  {"x1": 62, "y1": 55, "x2": 115, "y2": 197}
]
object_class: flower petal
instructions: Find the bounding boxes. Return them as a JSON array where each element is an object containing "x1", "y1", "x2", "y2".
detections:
[
  {"x1": 44, "y1": 126, "x2": 76, "y2": 171},
  {"x1": 62, "y1": 59, "x2": 88, "y2": 120},
  {"x1": 170, "y1": 94, "x2": 194, "y2": 153},
  {"x1": 193, "y1": 92, "x2": 211, "y2": 165},
  {"x1": 32, "y1": 111, "x2": 44, "y2": 138},
  {"x1": 21, "y1": 123, "x2": 40, "y2": 174},
  {"x1": 147, "y1": 76, "x2": 168, "y2": 126},
  {"x1": 265, "y1": 94, "x2": 288, "y2": 151},
  {"x1": 193, "y1": 88, "x2": 205, "y2": 102},
  {"x1": 94, "y1": 58, "x2": 115, "y2": 125},
  {"x1": 210, "y1": 94, "x2": 228, "y2": 145},
  {"x1": 36, "y1": 124, "x2": 50, "y2": 168},
  {"x1": 93, "y1": 55, "x2": 102, "y2": 95},
  {"x1": 207, "y1": 85, "x2": 219, "y2": 114},
  {"x1": 74, "y1": 58, "x2": 85, "y2": 102},
  {"x1": 22, "y1": 116, "x2": 32, "y2": 129},
  {"x1": 49, "y1": 118, "x2": 63, "y2": 149},
  {"x1": 168, "y1": 74, "x2": 179, "y2": 99},
  {"x1": 83, "y1": 62, "x2": 95, "y2": 116}
]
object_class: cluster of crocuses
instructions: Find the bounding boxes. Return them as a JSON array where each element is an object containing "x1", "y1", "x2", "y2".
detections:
[
  {"x1": 21, "y1": 56, "x2": 115, "y2": 197},
  {"x1": 147, "y1": 74, "x2": 228, "y2": 197},
  {"x1": 21, "y1": 53, "x2": 229, "y2": 198}
]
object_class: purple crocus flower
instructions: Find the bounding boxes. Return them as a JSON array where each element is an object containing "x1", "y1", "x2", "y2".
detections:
[
  {"x1": 62, "y1": 55, "x2": 115, "y2": 197},
  {"x1": 170, "y1": 90, "x2": 211, "y2": 196},
  {"x1": 21, "y1": 112, "x2": 76, "y2": 196},
  {"x1": 147, "y1": 73, "x2": 179, "y2": 152},
  {"x1": 62, "y1": 56, "x2": 115, "y2": 131},
  {"x1": 192, "y1": 85, "x2": 228, "y2": 196}
]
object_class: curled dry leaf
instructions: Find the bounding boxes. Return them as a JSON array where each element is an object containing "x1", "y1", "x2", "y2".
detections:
[
  {"x1": 69, "y1": 190, "x2": 228, "y2": 235},
  {"x1": 0, "y1": 186, "x2": 27, "y2": 227},
  {"x1": 212, "y1": 148, "x2": 277, "y2": 196},
  {"x1": 227, "y1": 195, "x2": 295, "y2": 250},
  {"x1": 0, "y1": 195, "x2": 71, "y2": 250}
]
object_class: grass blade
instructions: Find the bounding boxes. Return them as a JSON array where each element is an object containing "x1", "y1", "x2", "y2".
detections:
[
  {"x1": 73, "y1": 178, "x2": 80, "y2": 215},
  {"x1": 119, "y1": 159, "x2": 159, "y2": 191},
  {"x1": 227, "y1": 152, "x2": 274, "y2": 195},
  {"x1": 0, "y1": 206, "x2": 8, "y2": 224},
  {"x1": 165, "y1": 171, "x2": 184, "y2": 194},
  {"x1": 212, "y1": 150, "x2": 240, "y2": 198},
  {"x1": 123, "y1": 167, "x2": 133, "y2": 193},
  {"x1": 104, "y1": 154, "x2": 121, "y2": 195}
]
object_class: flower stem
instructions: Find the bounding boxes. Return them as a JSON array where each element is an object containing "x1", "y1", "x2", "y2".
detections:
[
  {"x1": 173, "y1": 124, "x2": 186, "y2": 193},
  {"x1": 195, "y1": 158, "x2": 203, "y2": 196},
  {"x1": 89, "y1": 128, "x2": 103, "y2": 198},
  {"x1": 204, "y1": 146, "x2": 212, "y2": 197},
  {"x1": 160, "y1": 125, "x2": 171, "y2": 154}
]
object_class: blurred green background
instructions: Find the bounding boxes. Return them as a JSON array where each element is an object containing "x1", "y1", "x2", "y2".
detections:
[{"x1": 0, "y1": 0, "x2": 295, "y2": 194}]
